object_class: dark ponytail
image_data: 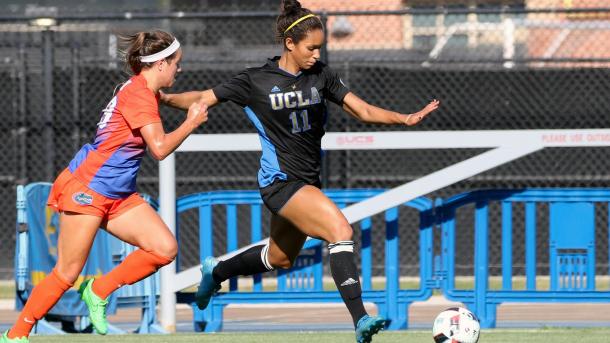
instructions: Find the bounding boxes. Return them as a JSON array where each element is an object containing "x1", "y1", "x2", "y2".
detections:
[
  {"x1": 120, "y1": 30, "x2": 177, "y2": 74},
  {"x1": 276, "y1": 0, "x2": 323, "y2": 48}
]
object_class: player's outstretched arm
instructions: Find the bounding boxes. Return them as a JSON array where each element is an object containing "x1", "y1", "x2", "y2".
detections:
[
  {"x1": 160, "y1": 89, "x2": 219, "y2": 111},
  {"x1": 140, "y1": 99, "x2": 208, "y2": 160},
  {"x1": 342, "y1": 92, "x2": 439, "y2": 126}
]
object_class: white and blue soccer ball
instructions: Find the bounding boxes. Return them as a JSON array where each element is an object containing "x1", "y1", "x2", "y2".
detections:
[{"x1": 432, "y1": 307, "x2": 480, "y2": 343}]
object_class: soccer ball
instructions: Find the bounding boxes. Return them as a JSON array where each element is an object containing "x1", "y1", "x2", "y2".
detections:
[{"x1": 432, "y1": 307, "x2": 480, "y2": 343}]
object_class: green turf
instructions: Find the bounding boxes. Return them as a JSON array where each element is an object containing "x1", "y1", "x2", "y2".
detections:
[{"x1": 26, "y1": 328, "x2": 610, "y2": 343}]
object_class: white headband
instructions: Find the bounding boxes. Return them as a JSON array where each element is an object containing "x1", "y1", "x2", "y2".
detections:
[{"x1": 140, "y1": 38, "x2": 180, "y2": 63}]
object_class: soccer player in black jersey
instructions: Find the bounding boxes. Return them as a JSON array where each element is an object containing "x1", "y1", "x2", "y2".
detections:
[{"x1": 163, "y1": 1, "x2": 439, "y2": 342}]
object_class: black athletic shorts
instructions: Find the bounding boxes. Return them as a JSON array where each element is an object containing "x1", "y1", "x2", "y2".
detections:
[{"x1": 259, "y1": 178, "x2": 321, "y2": 214}]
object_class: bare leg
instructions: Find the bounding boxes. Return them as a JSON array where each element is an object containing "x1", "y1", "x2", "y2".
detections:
[
  {"x1": 104, "y1": 203, "x2": 177, "y2": 259},
  {"x1": 92, "y1": 203, "x2": 176, "y2": 300},
  {"x1": 276, "y1": 186, "x2": 368, "y2": 327},
  {"x1": 8, "y1": 212, "x2": 101, "y2": 339},
  {"x1": 265, "y1": 213, "x2": 308, "y2": 268}
]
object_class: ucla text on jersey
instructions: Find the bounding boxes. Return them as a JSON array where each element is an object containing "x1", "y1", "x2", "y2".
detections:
[{"x1": 268, "y1": 87, "x2": 322, "y2": 110}]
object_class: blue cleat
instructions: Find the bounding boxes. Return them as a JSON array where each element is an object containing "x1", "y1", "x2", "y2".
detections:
[
  {"x1": 355, "y1": 315, "x2": 386, "y2": 343},
  {"x1": 195, "y1": 257, "x2": 221, "y2": 310}
]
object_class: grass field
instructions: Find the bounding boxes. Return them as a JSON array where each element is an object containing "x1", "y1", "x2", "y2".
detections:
[{"x1": 26, "y1": 329, "x2": 610, "y2": 343}]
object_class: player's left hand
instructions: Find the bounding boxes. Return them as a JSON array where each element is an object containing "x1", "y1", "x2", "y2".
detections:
[{"x1": 404, "y1": 99, "x2": 439, "y2": 126}]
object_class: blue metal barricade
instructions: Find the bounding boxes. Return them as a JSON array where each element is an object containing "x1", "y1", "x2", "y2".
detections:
[
  {"x1": 436, "y1": 189, "x2": 610, "y2": 328},
  {"x1": 19, "y1": 185, "x2": 610, "y2": 333},
  {"x1": 176, "y1": 189, "x2": 435, "y2": 332}
]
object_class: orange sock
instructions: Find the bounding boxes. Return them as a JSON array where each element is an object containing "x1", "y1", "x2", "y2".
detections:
[
  {"x1": 92, "y1": 249, "x2": 173, "y2": 300},
  {"x1": 9, "y1": 269, "x2": 73, "y2": 339}
]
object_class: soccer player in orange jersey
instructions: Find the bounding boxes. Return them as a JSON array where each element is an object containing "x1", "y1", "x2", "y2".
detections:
[{"x1": 1, "y1": 30, "x2": 208, "y2": 343}]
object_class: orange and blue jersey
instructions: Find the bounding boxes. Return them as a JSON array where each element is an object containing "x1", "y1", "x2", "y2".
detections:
[{"x1": 68, "y1": 74, "x2": 161, "y2": 199}]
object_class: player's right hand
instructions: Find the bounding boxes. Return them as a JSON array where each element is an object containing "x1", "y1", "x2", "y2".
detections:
[
  {"x1": 187, "y1": 99, "x2": 208, "y2": 128},
  {"x1": 405, "y1": 99, "x2": 440, "y2": 126}
]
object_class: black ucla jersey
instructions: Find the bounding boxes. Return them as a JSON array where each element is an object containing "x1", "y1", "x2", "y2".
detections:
[{"x1": 213, "y1": 56, "x2": 350, "y2": 188}]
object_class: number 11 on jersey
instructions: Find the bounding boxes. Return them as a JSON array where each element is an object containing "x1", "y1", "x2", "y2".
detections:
[{"x1": 290, "y1": 110, "x2": 311, "y2": 133}]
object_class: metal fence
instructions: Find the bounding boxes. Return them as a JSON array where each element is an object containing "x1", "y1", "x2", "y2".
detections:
[{"x1": 1, "y1": 5, "x2": 610, "y2": 279}]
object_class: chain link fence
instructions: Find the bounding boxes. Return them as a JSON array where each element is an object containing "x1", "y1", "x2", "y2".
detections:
[{"x1": 1, "y1": 3, "x2": 609, "y2": 282}]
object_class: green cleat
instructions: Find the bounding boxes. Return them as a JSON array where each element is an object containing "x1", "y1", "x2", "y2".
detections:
[
  {"x1": 1, "y1": 330, "x2": 29, "y2": 343},
  {"x1": 78, "y1": 279, "x2": 108, "y2": 335}
]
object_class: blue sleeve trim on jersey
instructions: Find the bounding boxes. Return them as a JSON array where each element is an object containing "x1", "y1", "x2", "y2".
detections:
[{"x1": 244, "y1": 106, "x2": 288, "y2": 188}]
